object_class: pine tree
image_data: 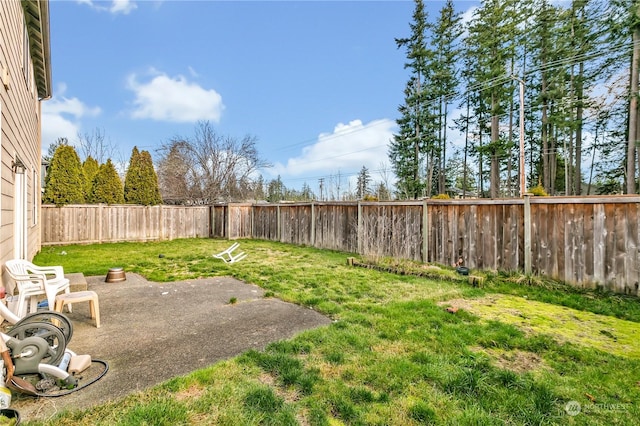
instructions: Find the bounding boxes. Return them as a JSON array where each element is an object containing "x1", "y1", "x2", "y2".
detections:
[
  {"x1": 90, "y1": 159, "x2": 125, "y2": 204},
  {"x1": 300, "y1": 182, "x2": 314, "y2": 201},
  {"x1": 390, "y1": 0, "x2": 431, "y2": 199},
  {"x1": 253, "y1": 175, "x2": 266, "y2": 201},
  {"x1": 124, "y1": 147, "x2": 162, "y2": 205},
  {"x1": 43, "y1": 145, "x2": 86, "y2": 206},
  {"x1": 267, "y1": 176, "x2": 285, "y2": 202},
  {"x1": 157, "y1": 142, "x2": 191, "y2": 204},
  {"x1": 466, "y1": 0, "x2": 518, "y2": 198},
  {"x1": 626, "y1": 0, "x2": 640, "y2": 193},
  {"x1": 356, "y1": 166, "x2": 371, "y2": 199},
  {"x1": 430, "y1": 0, "x2": 462, "y2": 194}
]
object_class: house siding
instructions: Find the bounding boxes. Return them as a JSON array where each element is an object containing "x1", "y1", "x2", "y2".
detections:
[{"x1": 0, "y1": 0, "x2": 46, "y2": 270}]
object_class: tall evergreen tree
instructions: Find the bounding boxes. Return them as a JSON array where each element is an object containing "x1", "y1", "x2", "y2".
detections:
[
  {"x1": 253, "y1": 175, "x2": 266, "y2": 201},
  {"x1": 466, "y1": 0, "x2": 518, "y2": 198},
  {"x1": 43, "y1": 145, "x2": 86, "y2": 206},
  {"x1": 300, "y1": 182, "x2": 314, "y2": 201},
  {"x1": 124, "y1": 147, "x2": 162, "y2": 205},
  {"x1": 430, "y1": 0, "x2": 463, "y2": 194},
  {"x1": 356, "y1": 166, "x2": 372, "y2": 199},
  {"x1": 90, "y1": 159, "x2": 125, "y2": 204},
  {"x1": 626, "y1": 0, "x2": 640, "y2": 193},
  {"x1": 390, "y1": 0, "x2": 431, "y2": 199},
  {"x1": 82, "y1": 156, "x2": 99, "y2": 199},
  {"x1": 267, "y1": 176, "x2": 285, "y2": 202},
  {"x1": 157, "y1": 142, "x2": 191, "y2": 204}
]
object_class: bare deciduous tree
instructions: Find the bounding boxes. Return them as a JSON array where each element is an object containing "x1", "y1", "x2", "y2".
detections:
[
  {"x1": 77, "y1": 128, "x2": 119, "y2": 165},
  {"x1": 156, "y1": 121, "x2": 270, "y2": 204}
]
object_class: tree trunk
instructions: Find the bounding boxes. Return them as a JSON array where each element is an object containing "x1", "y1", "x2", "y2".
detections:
[
  {"x1": 627, "y1": 22, "x2": 640, "y2": 194},
  {"x1": 490, "y1": 93, "x2": 500, "y2": 198},
  {"x1": 479, "y1": 124, "x2": 484, "y2": 197},
  {"x1": 542, "y1": 75, "x2": 550, "y2": 192},
  {"x1": 508, "y1": 54, "x2": 517, "y2": 197},
  {"x1": 463, "y1": 97, "x2": 470, "y2": 198},
  {"x1": 441, "y1": 101, "x2": 448, "y2": 194},
  {"x1": 574, "y1": 59, "x2": 584, "y2": 196}
]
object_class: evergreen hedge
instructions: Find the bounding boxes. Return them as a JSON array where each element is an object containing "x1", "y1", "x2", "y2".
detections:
[
  {"x1": 124, "y1": 147, "x2": 162, "y2": 205},
  {"x1": 89, "y1": 159, "x2": 125, "y2": 204},
  {"x1": 43, "y1": 145, "x2": 86, "y2": 206}
]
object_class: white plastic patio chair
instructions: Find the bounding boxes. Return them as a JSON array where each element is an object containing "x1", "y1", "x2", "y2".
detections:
[
  {"x1": 2, "y1": 273, "x2": 44, "y2": 318},
  {"x1": 213, "y1": 242, "x2": 247, "y2": 264},
  {"x1": 4, "y1": 259, "x2": 71, "y2": 316}
]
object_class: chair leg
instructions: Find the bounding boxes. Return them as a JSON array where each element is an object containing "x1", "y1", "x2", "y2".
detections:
[
  {"x1": 29, "y1": 296, "x2": 39, "y2": 315},
  {"x1": 16, "y1": 297, "x2": 26, "y2": 318},
  {"x1": 90, "y1": 299, "x2": 100, "y2": 328},
  {"x1": 65, "y1": 288, "x2": 72, "y2": 313}
]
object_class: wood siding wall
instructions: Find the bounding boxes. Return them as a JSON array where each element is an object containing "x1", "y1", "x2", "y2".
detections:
[
  {"x1": 0, "y1": 1, "x2": 45, "y2": 265},
  {"x1": 42, "y1": 197, "x2": 640, "y2": 297}
]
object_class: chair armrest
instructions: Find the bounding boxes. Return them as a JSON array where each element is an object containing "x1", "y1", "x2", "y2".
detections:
[
  {"x1": 26, "y1": 265, "x2": 65, "y2": 281},
  {"x1": 8, "y1": 272, "x2": 46, "y2": 284},
  {"x1": 7, "y1": 273, "x2": 46, "y2": 294}
]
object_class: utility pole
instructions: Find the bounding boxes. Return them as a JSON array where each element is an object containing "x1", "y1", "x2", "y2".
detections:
[{"x1": 318, "y1": 178, "x2": 324, "y2": 201}]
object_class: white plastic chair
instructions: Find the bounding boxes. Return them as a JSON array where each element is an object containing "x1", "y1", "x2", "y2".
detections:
[
  {"x1": 213, "y1": 242, "x2": 247, "y2": 264},
  {"x1": 4, "y1": 259, "x2": 71, "y2": 316}
]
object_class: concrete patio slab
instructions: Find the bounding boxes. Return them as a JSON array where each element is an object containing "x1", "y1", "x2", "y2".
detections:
[{"x1": 10, "y1": 273, "x2": 332, "y2": 422}]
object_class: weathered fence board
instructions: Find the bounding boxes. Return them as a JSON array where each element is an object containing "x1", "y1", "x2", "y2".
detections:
[
  {"x1": 227, "y1": 204, "x2": 253, "y2": 239},
  {"x1": 42, "y1": 205, "x2": 209, "y2": 244},
  {"x1": 314, "y1": 203, "x2": 358, "y2": 253},
  {"x1": 252, "y1": 205, "x2": 278, "y2": 241},
  {"x1": 210, "y1": 205, "x2": 226, "y2": 238},
  {"x1": 42, "y1": 197, "x2": 640, "y2": 296}
]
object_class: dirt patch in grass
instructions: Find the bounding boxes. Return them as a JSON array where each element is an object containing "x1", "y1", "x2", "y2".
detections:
[
  {"x1": 472, "y1": 346, "x2": 551, "y2": 374},
  {"x1": 174, "y1": 384, "x2": 207, "y2": 402},
  {"x1": 258, "y1": 372, "x2": 302, "y2": 404},
  {"x1": 441, "y1": 295, "x2": 640, "y2": 359}
]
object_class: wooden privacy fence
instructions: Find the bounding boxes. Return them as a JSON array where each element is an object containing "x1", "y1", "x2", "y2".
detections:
[
  {"x1": 246, "y1": 197, "x2": 640, "y2": 296},
  {"x1": 41, "y1": 204, "x2": 210, "y2": 244},
  {"x1": 41, "y1": 197, "x2": 640, "y2": 296}
]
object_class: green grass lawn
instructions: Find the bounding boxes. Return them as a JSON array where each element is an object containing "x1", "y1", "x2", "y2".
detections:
[{"x1": 28, "y1": 238, "x2": 640, "y2": 425}]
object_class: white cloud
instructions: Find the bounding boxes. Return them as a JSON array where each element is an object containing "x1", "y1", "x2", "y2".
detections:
[
  {"x1": 77, "y1": 0, "x2": 137, "y2": 15},
  {"x1": 41, "y1": 84, "x2": 102, "y2": 150},
  {"x1": 126, "y1": 70, "x2": 224, "y2": 123},
  {"x1": 274, "y1": 119, "x2": 396, "y2": 183},
  {"x1": 460, "y1": 5, "x2": 478, "y2": 27},
  {"x1": 110, "y1": 0, "x2": 137, "y2": 14}
]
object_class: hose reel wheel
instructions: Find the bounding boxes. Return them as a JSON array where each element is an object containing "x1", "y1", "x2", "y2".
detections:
[{"x1": 6, "y1": 322, "x2": 67, "y2": 372}]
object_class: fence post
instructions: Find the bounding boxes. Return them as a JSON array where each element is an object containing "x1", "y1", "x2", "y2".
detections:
[
  {"x1": 212, "y1": 206, "x2": 217, "y2": 238},
  {"x1": 250, "y1": 204, "x2": 254, "y2": 239},
  {"x1": 311, "y1": 202, "x2": 315, "y2": 246},
  {"x1": 422, "y1": 199, "x2": 429, "y2": 263},
  {"x1": 98, "y1": 204, "x2": 103, "y2": 244},
  {"x1": 277, "y1": 204, "x2": 281, "y2": 242},
  {"x1": 524, "y1": 194, "x2": 532, "y2": 274},
  {"x1": 224, "y1": 203, "x2": 231, "y2": 240},
  {"x1": 357, "y1": 201, "x2": 363, "y2": 255}
]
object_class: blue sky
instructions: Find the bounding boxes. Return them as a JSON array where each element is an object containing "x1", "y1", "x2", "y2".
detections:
[{"x1": 43, "y1": 0, "x2": 476, "y2": 194}]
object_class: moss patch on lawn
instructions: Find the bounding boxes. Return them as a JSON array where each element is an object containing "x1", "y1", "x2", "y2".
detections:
[{"x1": 443, "y1": 295, "x2": 640, "y2": 359}]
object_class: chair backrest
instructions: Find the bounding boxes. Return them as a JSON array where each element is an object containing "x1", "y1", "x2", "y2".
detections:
[{"x1": 4, "y1": 259, "x2": 34, "y2": 277}]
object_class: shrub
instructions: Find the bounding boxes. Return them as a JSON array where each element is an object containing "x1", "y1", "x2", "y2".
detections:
[
  {"x1": 124, "y1": 147, "x2": 163, "y2": 205},
  {"x1": 528, "y1": 184, "x2": 548, "y2": 196},
  {"x1": 432, "y1": 193, "x2": 451, "y2": 199},
  {"x1": 82, "y1": 156, "x2": 100, "y2": 198},
  {"x1": 43, "y1": 145, "x2": 86, "y2": 205},
  {"x1": 89, "y1": 159, "x2": 125, "y2": 204}
]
